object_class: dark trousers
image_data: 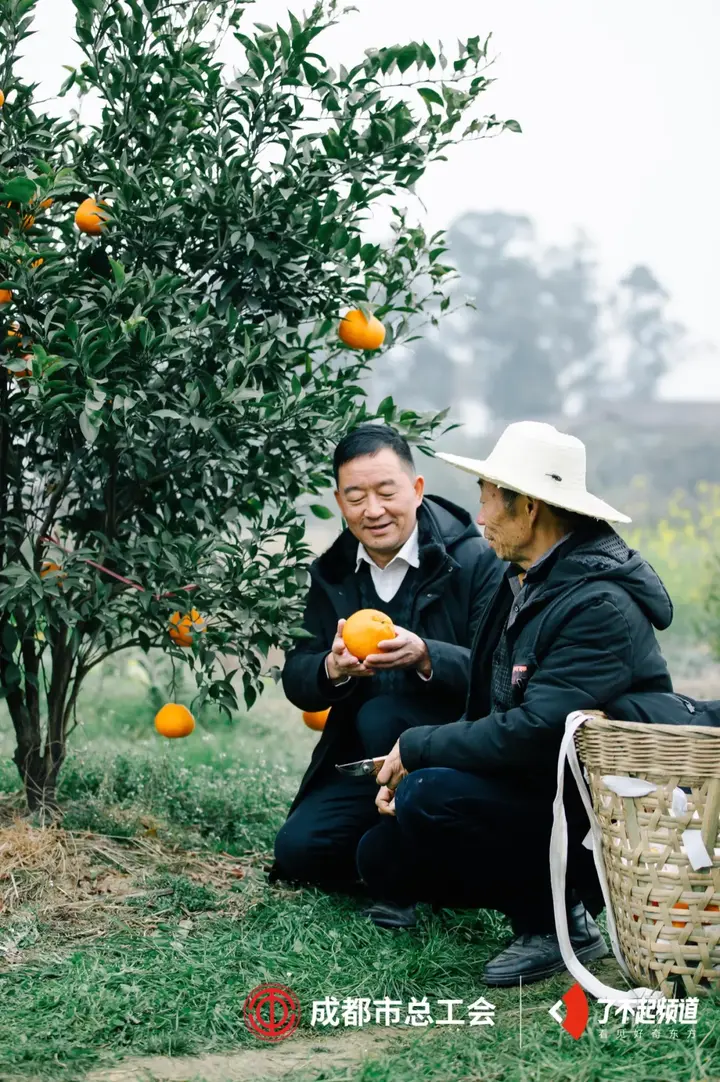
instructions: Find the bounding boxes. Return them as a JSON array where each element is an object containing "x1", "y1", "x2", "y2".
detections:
[
  {"x1": 356, "y1": 767, "x2": 601, "y2": 933},
  {"x1": 273, "y1": 693, "x2": 459, "y2": 890}
]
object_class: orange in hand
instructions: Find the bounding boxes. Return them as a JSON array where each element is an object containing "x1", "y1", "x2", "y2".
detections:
[
  {"x1": 302, "y1": 708, "x2": 330, "y2": 732},
  {"x1": 342, "y1": 609, "x2": 396, "y2": 661},
  {"x1": 155, "y1": 703, "x2": 195, "y2": 738}
]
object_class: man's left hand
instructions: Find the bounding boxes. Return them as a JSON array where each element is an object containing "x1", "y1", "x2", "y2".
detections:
[
  {"x1": 364, "y1": 625, "x2": 431, "y2": 677},
  {"x1": 376, "y1": 739, "x2": 407, "y2": 791}
]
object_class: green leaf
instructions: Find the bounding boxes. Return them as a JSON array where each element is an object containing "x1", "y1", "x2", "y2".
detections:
[
  {"x1": 79, "y1": 412, "x2": 99, "y2": 445},
  {"x1": 377, "y1": 396, "x2": 395, "y2": 422},
  {"x1": 418, "y1": 87, "x2": 443, "y2": 107},
  {"x1": 396, "y1": 44, "x2": 418, "y2": 73},
  {"x1": 310, "y1": 504, "x2": 334, "y2": 520},
  {"x1": 503, "y1": 119, "x2": 522, "y2": 133},
  {"x1": 2, "y1": 177, "x2": 37, "y2": 204},
  {"x1": 109, "y1": 258, "x2": 126, "y2": 286}
]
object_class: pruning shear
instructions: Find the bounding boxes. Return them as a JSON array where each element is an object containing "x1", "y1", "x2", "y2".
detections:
[{"x1": 335, "y1": 756, "x2": 386, "y2": 777}]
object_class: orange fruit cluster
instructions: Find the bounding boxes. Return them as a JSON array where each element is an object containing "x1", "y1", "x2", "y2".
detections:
[{"x1": 342, "y1": 608, "x2": 396, "y2": 660}]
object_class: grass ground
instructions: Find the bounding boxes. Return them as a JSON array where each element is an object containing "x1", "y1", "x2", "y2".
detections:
[{"x1": 0, "y1": 657, "x2": 718, "y2": 1082}]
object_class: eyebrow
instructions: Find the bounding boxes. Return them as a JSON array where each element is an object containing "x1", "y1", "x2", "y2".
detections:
[{"x1": 342, "y1": 480, "x2": 398, "y2": 495}]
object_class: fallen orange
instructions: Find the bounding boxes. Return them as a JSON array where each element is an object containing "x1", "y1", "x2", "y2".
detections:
[
  {"x1": 154, "y1": 703, "x2": 195, "y2": 738},
  {"x1": 338, "y1": 309, "x2": 386, "y2": 351},
  {"x1": 342, "y1": 608, "x2": 396, "y2": 661},
  {"x1": 302, "y1": 708, "x2": 330, "y2": 732}
]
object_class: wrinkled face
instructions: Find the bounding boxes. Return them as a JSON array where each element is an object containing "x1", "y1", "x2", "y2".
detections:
[
  {"x1": 476, "y1": 480, "x2": 534, "y2": 564},
  {"x1": 335, "y1": 449, "x2": 424, "y2": 567}
]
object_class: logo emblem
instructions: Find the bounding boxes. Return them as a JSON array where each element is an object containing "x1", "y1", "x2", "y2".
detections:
[
  {"x1": 243, "y1": 983, "x2": 301, "y2": 1042},
  {"x1": 549, "y1": 982, "x2": 589, "y2": 1040}
]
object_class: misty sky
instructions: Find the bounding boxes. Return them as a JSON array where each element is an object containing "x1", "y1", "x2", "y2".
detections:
[{"x1": 15, "y1": 0, "x2": 720, "y2": 398}]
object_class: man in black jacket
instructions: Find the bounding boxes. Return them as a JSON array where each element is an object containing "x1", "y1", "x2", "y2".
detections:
[
  {"x1": 273, "y1": 425, "x2": 503, "y2": 916},
  {"x1": 357, "y1": 421, "x2": 675, "y2": 984}
]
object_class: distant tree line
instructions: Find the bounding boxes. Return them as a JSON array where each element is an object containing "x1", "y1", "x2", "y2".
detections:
[{"x1": 371, "y1": 210, "x2": 686, "y2": 425}]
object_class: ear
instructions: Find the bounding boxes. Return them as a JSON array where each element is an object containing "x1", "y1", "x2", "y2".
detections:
[
  {"x1": 333, "y1": 488, "x2": 343, "y2": 511},
  {"x1": 413, "y1": 474, "x2": 425, "y2": 502},
  {"x1": 524, "y1": 495, "x2": 540, "y2": 523}
]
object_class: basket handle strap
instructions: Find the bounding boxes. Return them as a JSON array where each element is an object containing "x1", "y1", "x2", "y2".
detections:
[{"x1": 550, "y1": 710, "x2": 662, "y2": 1002}]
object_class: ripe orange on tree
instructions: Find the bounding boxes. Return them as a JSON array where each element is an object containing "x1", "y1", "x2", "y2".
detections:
[
  {"x1": 40, "y1": 561, "x2": 64, "y2": 578},
  {"x1": 75, "y1": 197, "x2": 109, "y2": 235},
  {"x1": 168, "y1": 608, "x2": 207, "y2": 647},
  {"x1": 302, "y1": 708, "x2": 330, "y2": 731},
  {"x1": 0, "y1": 289, "x2": 11, "y2": 305},
  {"x1": 154, "y1": 703, "x2": 195, "y2": 738},
  {"x1": 0, "y1": 90, "x2": 4, "y2": 107},
  {"x1": 342, "y1": 608, "x2": 396, "y2": 660},
  {"x1": 338, "y1": 309, "x2": 386, "y2": 350}
]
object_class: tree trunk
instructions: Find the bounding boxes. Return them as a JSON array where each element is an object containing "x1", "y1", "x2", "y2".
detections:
[
  {"x1": 13, "y1": 743, "x2": 61, "y2": 817},
  {"x1": 2, "y1": 622, "x2": 76, "y2": 817}
]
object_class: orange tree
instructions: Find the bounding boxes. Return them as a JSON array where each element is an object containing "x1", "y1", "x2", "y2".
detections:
[{"x1": 0, "y1": 0, "x2": 517, "y2": 810}]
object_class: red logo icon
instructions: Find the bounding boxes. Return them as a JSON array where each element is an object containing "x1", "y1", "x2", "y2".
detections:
[
  {"x1": 243, "y1": 983, "x2": 301, "y2": 1042},
  {"x1": 548, "y1": 982, "x2": 589, "y2": 1040}
]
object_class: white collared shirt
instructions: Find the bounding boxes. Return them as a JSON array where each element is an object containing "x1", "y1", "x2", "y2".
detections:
[{"x1": 355, "y1": 524, "x2": 420, "y2": 602}]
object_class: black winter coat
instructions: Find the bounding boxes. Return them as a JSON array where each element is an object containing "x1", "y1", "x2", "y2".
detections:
[
  {"x1": 282, "y1": 495, "x2": 503, "y2": 812},
  {"x1": 400, "y1": 524, "x2": 675, "y2": 779}
]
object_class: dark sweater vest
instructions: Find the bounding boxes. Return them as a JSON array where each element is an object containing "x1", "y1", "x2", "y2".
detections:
[{"x1": 356, "y1": 562, "x2": 421, "y2": 698}]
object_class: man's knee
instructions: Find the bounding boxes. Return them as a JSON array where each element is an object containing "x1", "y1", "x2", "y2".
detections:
[
  {"x1": 273, "y1": 816, "x2": 313, "y2": 882},
  {"x1": 394, "y1": 768, "x2": 451, "y2": 824},
  {"x1": 273, "y1": 805, "x2": 360, "y2": 885}
]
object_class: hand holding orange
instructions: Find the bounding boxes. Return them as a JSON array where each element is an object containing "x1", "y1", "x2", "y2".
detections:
[{"x1": 342, "y1": 609, "x2": 396, "y2": 660}]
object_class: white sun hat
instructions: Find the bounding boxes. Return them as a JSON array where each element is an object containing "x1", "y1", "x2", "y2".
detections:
[{"x1": 436, "y1": 421, "x2": 631, "y2": 525}]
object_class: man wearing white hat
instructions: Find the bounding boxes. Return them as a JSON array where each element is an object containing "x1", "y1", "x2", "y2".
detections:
[{"x1": 357, "y1": 421, "x2": 675, "y2": 985}]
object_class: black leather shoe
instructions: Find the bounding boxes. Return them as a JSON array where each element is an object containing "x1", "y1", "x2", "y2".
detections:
[
  {"x1": 483, "y1": 904, "x2": 608, "y2": 986},
  {"x1": 363, "y1": 901, "x2": 418, "y2": 929}
]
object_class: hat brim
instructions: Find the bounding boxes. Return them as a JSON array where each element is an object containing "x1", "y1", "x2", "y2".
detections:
[{"x1": 435, "y1": 451, "x2": 632, "y2": 525}]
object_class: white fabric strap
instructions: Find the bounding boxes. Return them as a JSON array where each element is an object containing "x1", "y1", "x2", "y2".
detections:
[{"x1": 550, "y1": 710, "x2": 663, "y2": 1001}]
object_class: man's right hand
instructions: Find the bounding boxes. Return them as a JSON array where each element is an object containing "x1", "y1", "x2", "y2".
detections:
[{"x1": 326, "y1": 618, "x2": 375, "y2": 682}]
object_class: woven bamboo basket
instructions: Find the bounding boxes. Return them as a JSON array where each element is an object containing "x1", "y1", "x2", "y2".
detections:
[{"x1": 575, "y1": 716, "x2": 720, "y2": 998}]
